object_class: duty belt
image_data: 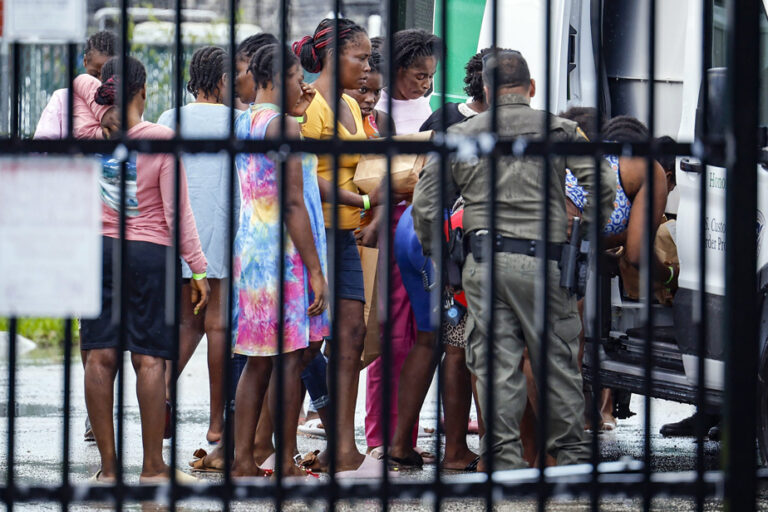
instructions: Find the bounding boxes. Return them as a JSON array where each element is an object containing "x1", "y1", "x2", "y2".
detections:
[{"x1": 467, "y1": 231, "x2": 563, "y2": 262}]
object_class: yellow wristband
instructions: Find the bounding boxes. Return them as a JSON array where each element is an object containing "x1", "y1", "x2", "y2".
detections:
[
  {"x1": 192, "y1": 272, "x2": 207, "y2": 280},
  {"x1": 362, "y1": 194, "x2": 371, "y2": 211}
]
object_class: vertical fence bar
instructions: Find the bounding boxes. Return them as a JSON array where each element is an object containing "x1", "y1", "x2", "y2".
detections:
[
  {"x1": 695, "y1": 1, "x2": 713, "y2": 510},
  {"x1": 380, "y1": 7, "x2": 395, "y2": 511},
  {"x1": 537, "y1": 0, "x2": 553, "y2": 508},
  {"x1": 62, "y1": 318, "x2": 73, "y2": 509},
  {"x1": 62, "y1": 41, "x2": 76, "y2": 509},
  {"x1": 642, "y1": 1, "x2": 658, "y2": 510},
  {"x1": 169, "y1": 0, "x2": 185, "y2": 506},
  {"x1": 224, "y1": 0, "x2": 238, "y2": 507},
  {"x1": 433, "y1": 0, "x2": 450, "y2": 508},
  {"x1": 275, "y1": 0, "x2": 289, "y2": 503},
  {"x1": 6, "y1": 317, "x2": 17, "y2": 512},
  {"x1": 723, "y1": 0, "x2": 760, "y2": 509},
  {"x1": 116, "y1": 0, "x2": 130, "y2": 508},
  {"x1": 589, "y1": 2, "x2": 606, "y2": 510},
  {"x1": 66, "y1": 43, "x2": 75, "y2": 141},
  {"x1": 10, "y1": 43, "x2": 20, "y2": 140}
]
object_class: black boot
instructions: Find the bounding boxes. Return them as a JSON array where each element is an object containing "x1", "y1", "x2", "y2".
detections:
[{"x1": 659, "y1": 412, "x2": 720, "y2": 437}]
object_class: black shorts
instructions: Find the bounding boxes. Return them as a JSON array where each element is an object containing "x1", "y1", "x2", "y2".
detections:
[
  {"x1": 80, "y1": 236, "x2": 177, "y2": 359},
  {"x1": 326, "y1": 229, "x2": 365, "y2": 303}
]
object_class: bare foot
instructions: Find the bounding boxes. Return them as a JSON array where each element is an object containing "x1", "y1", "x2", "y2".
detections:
[
  {"x1": 334, "y1": 450, "x2": 366, "y2": 473},
  {"x1": 303, "y1": 410, "x2": 320, "y2": 425},
  {"x1": 206, "y1": 429, "x2": 222, "y2": 444},
  {"x1": 231, "y1": 459, "x2": 268, "y2": 478},
  {"x1": 441, "y1": 449, "x2": 479, "y2": 471}
]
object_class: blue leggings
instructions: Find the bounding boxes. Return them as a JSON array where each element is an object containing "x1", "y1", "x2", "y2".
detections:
[{"x1": 229, "y1": 351, "x2": 329, "y2": 410}]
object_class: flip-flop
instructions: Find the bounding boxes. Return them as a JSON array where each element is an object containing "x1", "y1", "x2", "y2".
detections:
[
  {"x1": 298, "y1": 450, "x2": 328, "y2": 473},
  {"x1": 336, "y1": 455, "x2": 393, "y2": 479},
  {"x1": 367, "y1": 447, "x2": 385, "y2": 460},
  {"x1": 189, "y1": 449, "x2": 223, "y2": 473},
  {"x1": 464, "y1": 456, "x2": 481, "y2": 472},
  {"x1": 414, "y1": 446, "x2": 437, "y2": 465},
  {"x1": 258, "y1": 453, "x2": 276, "y2": 471},
  {"x1": 297, "y1": 418, "x2": 326, "y2": 438},
  {"x1": 388, "y1": 450, "x2": 424, "y2": 469},
  {"x1": 88, "y1": 469, "x2": 115, "y2": 485}
]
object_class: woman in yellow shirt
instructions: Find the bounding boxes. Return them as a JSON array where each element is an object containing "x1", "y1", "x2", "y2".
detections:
[{"x1": 293, "y1": 17, "x2": 381, "y2": 478}]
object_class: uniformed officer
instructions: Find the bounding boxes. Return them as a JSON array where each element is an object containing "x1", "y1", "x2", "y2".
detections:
[{"x1": 411, "y1": 50, "x2": 616, "y2": 469}]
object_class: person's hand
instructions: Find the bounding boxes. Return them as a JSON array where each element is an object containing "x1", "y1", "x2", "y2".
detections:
[
  {"x1": 565, "y1": 198, "x2": 582, "y2": 238},
  {"x1": 190, "y1": 277, "x2": 211, "y2": 315},
  {"x1": 307, "y1": 270, "x2": 328, "y2": 316},
  {"x1": 368, "y1": 183, "x2": 412, "y2": 207},
  {"x1": 291, "y1": 82, "x2": 316, "y2": 118},
  {"x1": 355, "y1": 218, "x2": 380, "y2": 247},
  {"x1": 101, "y1": 107, "x2": 120, "y2": 139}
]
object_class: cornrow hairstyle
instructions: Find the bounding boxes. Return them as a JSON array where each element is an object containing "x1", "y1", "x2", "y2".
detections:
[
  {"x1": 187, "y1": 46, "x2": 227, "y2": 99},
  {"x1": 369, "y1": 48, "x2": 382, "y2": 74},
  {"x1": 370, "y1": 36, "x2": 384, "y2": 52},
  {"x1": 292, "y1": 18, "x2": 367, "y2": 73},
  {"x1": 602, "y1": 115, "x2": 649, "y2": 142},
  {"x1": 84, "y1": 30, "x2": 117, "y2": 57},
  {"x1": 236, "y1": 33, "x2": 280, "y2": 62},
  {"x1": 654, "y1": 135, "x2": 678, "y2": 186},
  {"x1": 559, "y1": 106, "x2": 605, "y2": 142},
  {"x1": 392, "y1": 28, "x2": 443, "y2": 72},
  {"x1": 249, "y1": 44, "x2": 299, "y2": 90},
  {"x1": 95, "y1": 56, "x2": 147, "y2": 106},
  {"x1": 464, "y1": 48, "x2": 492, "y2": 102}
]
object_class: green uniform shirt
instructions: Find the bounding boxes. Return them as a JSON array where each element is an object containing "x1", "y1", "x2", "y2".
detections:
[{"x1": 412, "y1": 93, "x2": 617, "y2": 253}]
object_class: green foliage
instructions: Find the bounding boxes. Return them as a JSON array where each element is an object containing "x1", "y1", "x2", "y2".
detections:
[{"x1": 0, "y1": 318, "x2": 79, "y2": 348}]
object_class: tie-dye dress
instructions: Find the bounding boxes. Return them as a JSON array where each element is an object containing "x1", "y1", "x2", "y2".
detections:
[{"x1": 232, "y1": 104, "x2": 330, "y2": 356}]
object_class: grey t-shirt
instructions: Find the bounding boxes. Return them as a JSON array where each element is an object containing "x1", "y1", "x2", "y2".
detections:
[{"x1": 157, "y1": 104, "x2": 241, "y2": 279}]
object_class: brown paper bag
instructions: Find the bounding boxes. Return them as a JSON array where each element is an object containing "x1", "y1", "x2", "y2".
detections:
[
  {"x1": 353, "y1": 131, "x2": 434, "y2": 194},
  {"x1": 358, "y1": 245, "x2": 381, "y2": 367},
  {"x1": 619, "y1": 219, "x2": 679, "y2": 305}
]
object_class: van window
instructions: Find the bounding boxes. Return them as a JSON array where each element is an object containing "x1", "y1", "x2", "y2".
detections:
[{"x1": 711, "y1": 0, "x2": 768, "y2": 127}]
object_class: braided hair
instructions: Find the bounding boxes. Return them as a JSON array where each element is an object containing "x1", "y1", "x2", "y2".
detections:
[
  {"x1": 292, "y1": 18, "x2": 367, "y2": 73},
  {"x1": 602, "y1": 115, "x2": 649, "y2": 142},
  {"x1": 236, "y1": 33, "x2": 280, "y2": 62},
  {"x1": 464, "y1": 48, "x2": 492, "y2": 102},
  {"x1": 187, "y1": 46, "x2": 227, "y2": 99},
  {"x1": 95, "y1": 56, "x2": 147, "y2": 105},
  {"x1": 249, "y1": 44, "x2": 299, "y2": 90},
  {"x1": 559, "y1": 106, "x2": 606, "y2": 142},
  {"x1": 84, "y1": 30, "x2": 117, "y2": 57},
  {"x1": 392, "y1": 29, "x2": 442, "y2": 72}
]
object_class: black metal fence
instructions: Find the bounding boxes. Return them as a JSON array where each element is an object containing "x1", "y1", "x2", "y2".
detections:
[{"x1": 0, "y1": 0, "x2": 765, "y2": 510}]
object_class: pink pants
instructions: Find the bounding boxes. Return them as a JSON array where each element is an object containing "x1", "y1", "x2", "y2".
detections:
[{"x1": 365, "y1": 205, "x2": 419, "y2": 448}]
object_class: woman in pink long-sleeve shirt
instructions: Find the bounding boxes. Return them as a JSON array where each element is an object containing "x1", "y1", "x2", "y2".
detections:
[{"x1": 77, "y1": 56, "x2": 209, "y2": 485}]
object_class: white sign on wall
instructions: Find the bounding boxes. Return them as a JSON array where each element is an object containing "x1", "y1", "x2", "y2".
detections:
[
  {"x1": 3, "y1": 0, "x2": 86, "y2": 42},
  {"x1": 0, "y1": 157, "x2": 102, "y2": 317}
]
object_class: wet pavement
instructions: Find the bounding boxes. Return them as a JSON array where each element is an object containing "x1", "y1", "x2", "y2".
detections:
[{"x1": 0, "y1": 339, "x2": 758, "y2": 511}]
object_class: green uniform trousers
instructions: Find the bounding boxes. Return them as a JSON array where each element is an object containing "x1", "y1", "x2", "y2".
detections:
[{"x1": 463, "y1": 252, "x2": 591, "y2": 469}]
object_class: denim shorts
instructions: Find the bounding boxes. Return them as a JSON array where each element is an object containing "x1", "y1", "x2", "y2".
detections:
[{"x1": 326, "y1": 229, "x2": 365, "y2": 303}]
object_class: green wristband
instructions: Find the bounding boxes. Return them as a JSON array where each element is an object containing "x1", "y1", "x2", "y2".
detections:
[
  {"x1": 664, "y1": 265, "x2": 675, "y2": 285},
  {"x1": 362, "y1": 194, "x2": 371, "y2": 211},
  {"x1": 192, "y1": 271, "x2": 207, "y2": 281}
]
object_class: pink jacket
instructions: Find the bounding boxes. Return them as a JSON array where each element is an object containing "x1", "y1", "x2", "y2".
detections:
[
  {"x1": 33, "y1": 75, "x2": 113, "y2": 140},
  {"x1": 34, "y1": 89, "x2": 68, "y2": 139},
  {"x1": 101, "y1": 122, "x2": 208, "y2": 274}
]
